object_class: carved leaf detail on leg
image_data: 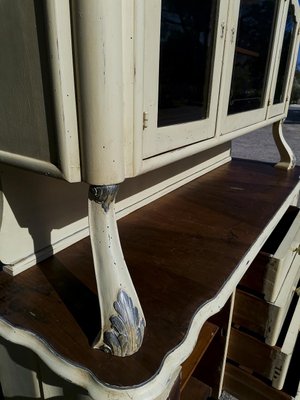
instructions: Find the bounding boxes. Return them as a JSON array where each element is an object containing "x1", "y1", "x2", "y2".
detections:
[
  {"x1": 89, "y1": 184, "x2": 145, "y2": 356},
  {"x1": 102, "y1": 290, "x2": 146, "y2": 357}
]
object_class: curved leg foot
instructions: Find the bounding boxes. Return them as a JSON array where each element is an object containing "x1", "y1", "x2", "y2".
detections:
[
  {"x1": 88, "y1": 185, "x2": 145, "y2": 357},
  {"x1": 272, "y1": 120, "x2": 296, "y2": 170}
]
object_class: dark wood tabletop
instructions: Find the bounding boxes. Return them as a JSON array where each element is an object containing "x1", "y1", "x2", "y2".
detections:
[{"x1": 0, "y1": 159, "x2": 299, "y2": 387}]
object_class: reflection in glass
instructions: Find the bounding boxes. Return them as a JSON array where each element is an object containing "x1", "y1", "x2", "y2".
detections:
[
  {"x1": 274, "y1": 4, "x2": 296, "y2": 104},
  {"x1": 228, "y1": 0, "x2": 277, "y2": 115},
  {"x1": 157, "y1": 0, "x2": 216, "y2": 127}
]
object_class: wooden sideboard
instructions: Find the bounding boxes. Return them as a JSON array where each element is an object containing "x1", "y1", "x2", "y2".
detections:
[
  {"x1": 1, "y1": 0, "x2": 300, "y2": 398},
  {"x1": 1, "y1": 159, "x2": 300, "y2": 399}
]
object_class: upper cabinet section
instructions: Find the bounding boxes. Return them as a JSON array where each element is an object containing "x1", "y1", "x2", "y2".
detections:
[
  {"x1": 138, "y1": 0, "x2": 300, "y2": 173},
  {"x1": 0, "y1": 1, "x2": 299, "y2": 184}
]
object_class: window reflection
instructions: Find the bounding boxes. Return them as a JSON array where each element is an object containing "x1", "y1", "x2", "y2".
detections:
[
  {"x1": 228, "y1": 0, "x2": 278, "y2": 115},
  {"x1": 157, "y1": 0, "x2": 216, "y2": 127},
  {"x1": 274, "y1": 4, "x2": 296, "y2": 104}
]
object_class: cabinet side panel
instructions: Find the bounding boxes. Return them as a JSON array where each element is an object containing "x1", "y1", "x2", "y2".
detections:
[{"x1": 0, "y1": 0, "x2": 58, "y2": 164}]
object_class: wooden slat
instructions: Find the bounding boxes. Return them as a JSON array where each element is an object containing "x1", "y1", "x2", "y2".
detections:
[
  {"x1": 239, "y1": 252, "x2": 270, "y2": 296},
  {"x1": 240, "y1": 207, "x2": 300, "y2": 301},
  {"x1": 181, "y1": 321, "x2": 219, "y2": 390},
  {"x1": 228, "y1": 328, "x2": 279, "y2": 379},
  {"x1": 0, "y1": 160, "x2": 299, "y2": 387},
  {"x1": 224, "y1": 363, "x2": 292, "y2": 400},
  {"x1": 233, "y1": 290, "x2": 270, "y2": 338},
  {"x1": 181, "y1": 377, "x2": 212, "y2": 400}
]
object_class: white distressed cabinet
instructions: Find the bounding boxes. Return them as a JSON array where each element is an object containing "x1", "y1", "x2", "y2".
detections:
[{"x1": 0, "y1": 0, "x2": 300, "y2": 399}]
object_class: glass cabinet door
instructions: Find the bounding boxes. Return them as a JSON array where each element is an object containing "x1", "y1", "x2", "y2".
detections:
[
  {"x1": 142, "y1": 0, "x2": 228, "y2": 159},
  {"x1": 268, "y1": 0, "x2": 299, "y2": 118},
  {"x1": 218, "y1": 0, "x2": 285, "y2": 135}
]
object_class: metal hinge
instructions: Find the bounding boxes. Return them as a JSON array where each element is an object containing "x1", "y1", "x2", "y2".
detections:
[
  {"x1": 143, "y1": 112, "x2": 148, "y2": 129},
  {"x1": 267, "y1": 99, "x2": 271, "y2": 106}
]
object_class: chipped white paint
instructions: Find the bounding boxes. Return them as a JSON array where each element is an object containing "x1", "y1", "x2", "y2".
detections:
[
  {"x1": 44, "y1": 0, "x2": 81, "y2": 182},
  {"x1": 71, "y1": 0, "x2": 129, "y2": 185},
  {"x1": 1, "y1": 145, "x2": 230, "y2": 276},
  {"x1": 267, "y1": 0, "x2": 299, "y2": 119},
  {"x1": 0, "y1": 0, "x2": 81, "y2": 182},
  {"x1": 263, "y1": 208, "x2": 300, "y2": 302},
  {"x1": 265, "y1": 254, "x2": 300, "y2": 346},
  {"x1": 0, "y1": 0, "x2": 300, "y2": 397}
]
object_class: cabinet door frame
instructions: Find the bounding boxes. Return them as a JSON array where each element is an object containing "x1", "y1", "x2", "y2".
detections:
[
  {"x1": 216, "y1": 0, "x2": 287, "y2": 136},
  {"x1": 267, "y1": 0, "x2": 300, "y2": 119},
  {"x1": 139, "y1": 0, "x2": 229, "y2": 160},
  {"x1": 0, "y1": 0, "x2": 81, "y2": 183}
]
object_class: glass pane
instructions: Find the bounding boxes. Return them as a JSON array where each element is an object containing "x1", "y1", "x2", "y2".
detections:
[
  {"x1": 228, "y1": 0, "x2": 278, "y2": 115},
  {"x1": 274, "y1": 4, "x2": 296, "y2": 104},
  {"x1": 157, "y1": 0, "x2": 216, "y2": 127}
]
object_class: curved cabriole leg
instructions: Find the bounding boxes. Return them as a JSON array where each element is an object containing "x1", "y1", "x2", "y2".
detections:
[
  {"x1": 272, "y1": 120, "x2": 296, "y2": 170},
  {"x1": 88, "y1": 185, "x2": 145, "y2": 357}
]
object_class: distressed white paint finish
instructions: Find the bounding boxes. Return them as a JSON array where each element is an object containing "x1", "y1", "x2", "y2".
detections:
[
  {"x1": 0, "y1": 337, "x2": 93, "y2": 399},
  {"x1": 1, "y1": 145, "x2": 230, "y2": 276},
  {"x1": 0, "y1": 165, "x2": 88, "y2": 275},
  {"x1": 0, "y1": 1, "x2": 298, "y2": 181},
  {"x1": 0, "y1": 0, "x2": 81, "y2": 182},
  {"x1": 44, "y1": 0, "x2": 81, "y2": 182},
  {"x1": 140, "y1": 113, "x2": 284, "y2": 174},
  {"x1": 71, "y1": 0, "x2": 132, "y2": 185},
  {"x1": 0, "y1": 339, "x2": 41, "y2": 398},
  {"x1": 268, "y1": 0, "x2": 300, "y2": 119},
  {"x1": 267, "y1": 1, "x2": 291, "y2": 119},
  {"x1": 39, "y1": 360, "x2": 92, "y2": 400},
  {"x1": 266, "y1": 254, "x2": 300, "y2": 346},
  {"x1": 88, "y1": 185, "x2": 145, "y2": 356},
  {"x1": 273, "y1": 120, "x2": 296, "y2": 170},
  {"x1": 134, "y1": 0, "x2": 299, "y2": 175},
  {"x1": 0, "y1": 182, "x2": 299, "y2": 398},
  {"x1": 263, "y1": 208, "x2": 300, "y2": 302}
]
